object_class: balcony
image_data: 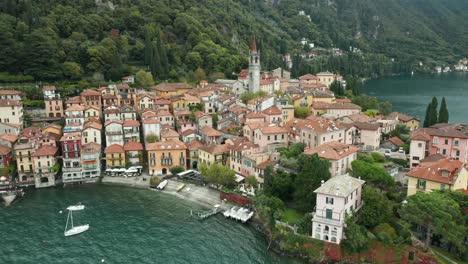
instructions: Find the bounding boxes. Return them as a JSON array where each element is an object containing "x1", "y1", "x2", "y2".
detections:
[{"x1": 106, "y1": 131, "x2": 123, "y2": 135}]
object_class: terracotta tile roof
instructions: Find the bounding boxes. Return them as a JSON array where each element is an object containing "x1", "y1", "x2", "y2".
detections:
[
  {"x1": 387, "y1": 137, "x2": 405, "y2": 146},
  {"x1": 200, "y1": 126, "x2": 223, "y2": 137},
  {"x1": 300, "y1": 116, "x2": 344, "y2": 133},
  {"x1": 194, "y1": 111, "x2": 209, "y2": 119},
  {"x1": 32, "y1": 145, "x2": 58, "y2": 157},
  {"x1": 313, "y1": 102, "x2": 361, "y2": 110},
  {"x1": 410, "y1": 129, "x2": 432, "y2": 141},
  {"x1": 353, "y1": 122, "x2": 381, "y2": 131},
  {"x1": 247, "y1": 95, "x2": 273, "y2": 105},
  {"x1": 142, "y1": 116, "x2": 160, "y2": 124},
  {"x1": 299, "y1": 74, "x2": 318, "y2": 81},
  {"x1": 105, "y1": 144, "x2": 125, "y2": 154},
  {"x1": 83, "y1": 121, "x2": 102, "y2": 130},
  {"x1": 41, "y1": 132, "x2": 61, "y2": 142},
  {"x1": 388, "y1": 112, "x2": 419, "y2": 122},
  {"x1": 66, "y1": 105, "x2": 85, "y2": 111},
  {"x1": 256, "y1": 160, "x2": 275, "y2": 170},
  {"x1": 1, "y1": 123, "x2": 21, "y2": 128},
  {"x1": 0, "y1": 144, "x2": 12, "y2": 155},
  {"x1": 155, "y1": 99, "x2": 171, "y2": 105},
  {"x1": 0, "y1": 99, "x2": 22, "y2": 106},
  {"x1": 420, "y1": 154, "x2": 445, "y2": 163},
  {"x1": 174, "y1": 109, "x2": 192, "y2": 116},
  {"x1": 60, "y1": 132, "x2": 81, "y2": 141},
  {"x1": 260, "y1": 79, "x2": 274, "y2": 85},
  {"x1": 199, "y1": 144, "x2": 230, "y2": 154},
  {"x1": 80, "y1": 89, "x2": 101, "y2": 96},
  {"x1": 21, "y1": 127, "x2": 42, "y2": 137},
  {"x1": 65, "y1": 96, "x2": 82, "y2": 104},
  {"x1": 105, "y1": 119, "x2": 123, "y2": 126},
  {"x1": 123, "y1": 120, "x2": 140, "y2": 127},
  {"x1": 155, "y1": 109, "x2": 173, "y2": 117},
  {"x1": 229, "y1": 137, "x2": 259, "y2": 152},
  {"x1": 305, "y1": 141, "x2": 359, "y2": 160},
  {"x1": 245, "y1": 122, "x2": 270, "y2": 131},
  {"x1": 342, "y1": 113, "x2": 374, "y2": 123},
  {"x1": 262, "y1": 105, "x2": 282, "y2": 115},
  {"x1": 124, "y1": 141, "x2": 144, "y2": 151},
  {"x1": 257, "y1": 125, "x2": 288, "y2": 135},
  {"x1": 141, "y1": 110, "x2": 157, "y2": 118},
  {"x1": 407, "y1": 158, "x2": 465, "y2": 184},
  {"x1": 152, "y1": 83, "x2": 194, "y2": 92},
  {"x1": 81, "y1": 142, "x2": 101, "y2": 153},
  {"x1": 85, "y1": 105, "x2": 101, "y2": 111},
  {"x1": 428, "y1": 124, "x2": 468, "y2": 138},
  {"x1": 0, "y1": 90, "x2": 25, "y2": 96},
  {"x1": 182, "y1": 129, "x2": 195, "y2": 136},
  {"x1": 146, "y1": 139, "x2": 187, "y2": 151},
  {"x1": 336, "y1": 98, "x2": 352, "y2": 103},
  {"x1": 246, "y1": 112, "x2": 267, "y2": 119},
  {"x1": 104, "y1": 107, "x2": 120, "y2": 114},
  {"x1": 238, "y1": 69, "x2": 249, "y2": 79},
  {"x1": 0, "y1": 134, "x2": 18, "y2": 143},
  {"x1": 161, "y1": 128, "x2": 180, "y2": 138},
  {"x1": 185, "y1": 139, "x2": 204, "y2": 150}
]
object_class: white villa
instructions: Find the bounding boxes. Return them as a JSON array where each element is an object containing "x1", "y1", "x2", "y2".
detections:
[{"x1": 312, "y1": 174, "x2": 365, "y2": 244}]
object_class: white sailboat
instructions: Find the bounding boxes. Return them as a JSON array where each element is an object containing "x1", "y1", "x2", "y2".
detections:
[{"x1": 64, "y1": 204, "x2": 89, "y2": 237}]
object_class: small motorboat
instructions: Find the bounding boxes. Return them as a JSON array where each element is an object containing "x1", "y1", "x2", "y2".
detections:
[
  {"x1": 64, "y1": 204, "x2": 89, "y2": 237},
  {"x1": 1, "y1": 188, "x2": 24, "y2": 207},
  {"x1": 156, "y1": 180, "x2": 168, "y2": 190}
]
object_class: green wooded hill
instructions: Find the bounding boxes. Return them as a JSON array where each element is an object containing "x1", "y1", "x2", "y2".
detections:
[{"x1": 0, "y1": 0, "x2": 466, "y2": 82}]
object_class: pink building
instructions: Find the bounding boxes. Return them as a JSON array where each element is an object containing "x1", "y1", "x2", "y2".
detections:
[
  {"x1": 262, "y1": 106, "x2": 282, "y2": 125},
  {"x1": 253, "y1": 125, "x2": 288, "y2": 149},
  {"x1": 299, "y1": 117, "x2": 346, "y2": 148},
  {"x1": 305, "y1": 142, "x2": 359, "y2": 176},
  {"x1": 409, "y1": 124, "x2": 468, "y2": 168}
]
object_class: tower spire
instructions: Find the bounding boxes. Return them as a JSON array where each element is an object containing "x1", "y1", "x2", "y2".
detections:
[{"x1": 252, "y1": 35, "x2": 257, "y2": 52}]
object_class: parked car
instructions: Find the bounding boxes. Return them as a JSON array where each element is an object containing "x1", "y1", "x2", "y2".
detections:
[
  {"x1": 398, "y1": 147, "x2": 405, "y2": 153},
  {"x1": 384, "y1": 149, "x2": 391, "y2": 158}
]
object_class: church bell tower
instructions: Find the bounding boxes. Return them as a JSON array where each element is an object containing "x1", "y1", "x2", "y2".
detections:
[{"x1": 248, "y1": 36, "x2": 260, "y2": 93}]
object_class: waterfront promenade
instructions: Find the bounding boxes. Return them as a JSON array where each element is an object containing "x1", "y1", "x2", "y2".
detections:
[{"x1": 102, "y1": 176, "x2": 226, "y2": 210}]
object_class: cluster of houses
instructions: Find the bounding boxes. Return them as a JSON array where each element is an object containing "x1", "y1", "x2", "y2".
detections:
[{"x1": 0, "y1": 38, "x2": 466, "y2": 245}]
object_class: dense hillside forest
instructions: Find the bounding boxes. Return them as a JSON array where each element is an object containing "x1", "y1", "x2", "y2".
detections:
[{"x1": 0, "y1": 0, "x2": 466, "y2": 82}]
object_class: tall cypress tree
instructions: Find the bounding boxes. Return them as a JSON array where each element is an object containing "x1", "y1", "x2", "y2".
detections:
[
  {"x1": 439, "y1": 97, "x2": 449, "y2": 123},
  {"x1": 144, "y1": 29, "x2": 152, "y2": 66},
  {"x1": 156, "y1": 29, "x2": 168, "y2": 78},
  {"x1": 428, "y1": 96, "x2": 439, "y2": 126},
  {"x1": 423, "y1": 103, "x2": 431, "y2": 128},
  {"x1": 150, "y1": 42, "x2": 161, "y2": 79}
]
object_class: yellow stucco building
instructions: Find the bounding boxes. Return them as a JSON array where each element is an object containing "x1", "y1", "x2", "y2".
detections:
[{"x1": 406, "y1": 158, "x2": 467, "y2": 196}]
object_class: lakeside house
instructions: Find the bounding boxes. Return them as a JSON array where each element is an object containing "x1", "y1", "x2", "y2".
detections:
[
  {"x1": 409, "y1": 123, "x2": 468, "y2": 168},
  {"x1": 146, "y1": 139, "x2": 187, "y2": 176},
  {"x1": 312, "y1": 174, "x2": 365, "y2": 244},
  {"x1": 305, "y1": 142, "x2": 359, "y2": 176},
  {"x1": 406, "y1": 156, "x2": 467, "y2": 196},
  {"x1": 388, "y1": 112, "x2": 420, "y2": 131}
]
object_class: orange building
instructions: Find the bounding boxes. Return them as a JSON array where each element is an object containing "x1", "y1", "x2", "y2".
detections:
[{"x1": 146, "y1": 139, "x2": 187, "y2": 176}]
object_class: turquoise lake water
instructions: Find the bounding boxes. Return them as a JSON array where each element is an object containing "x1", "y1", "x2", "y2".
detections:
[
  {"x1": 363, "y1": 72, "x2": 468, "y2": 124},
  {"x1": 1, "y1": 185, "x2": 298, "y2": 264}
]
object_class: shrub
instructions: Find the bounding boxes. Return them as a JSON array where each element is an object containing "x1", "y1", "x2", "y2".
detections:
[
  {"x1": 169, "y1": 166, "x2": 185, "y2": 176},
  {"x1": 371, "y1": 152, "x2": 385, "y2": 162},
  {"x1": 149, "y1": 176, "x2": 161, "y2": 187},
  {"x1": 373, "y1": 223, "x2": 397, "y2": 244},
  {"x1": 390, "y1": 158, "x2": 408, "y2": 167},
  {"x1": 357, "y1": 153, "x2": 374, "y2": 163}
]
